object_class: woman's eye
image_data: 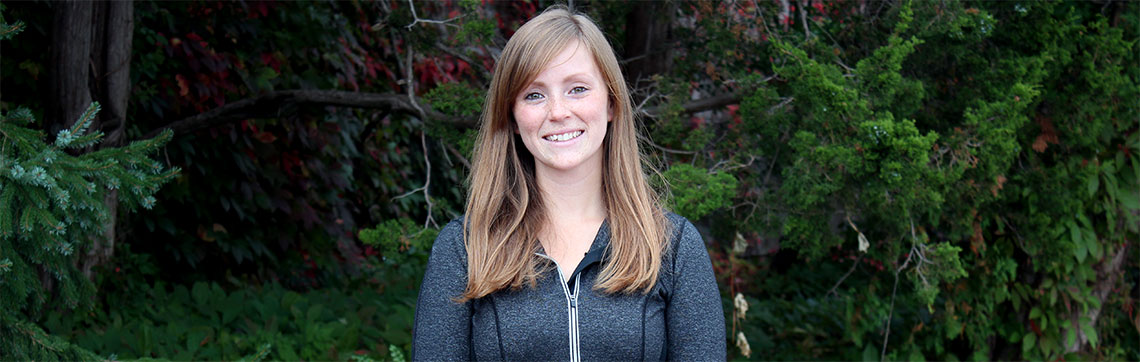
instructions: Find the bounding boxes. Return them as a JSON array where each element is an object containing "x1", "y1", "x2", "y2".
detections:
[
  {"x1": 524, "y1": 92, "x2": 544, "y2": 101},
  {"x1": 570, "y1": 86, "x2": 588, "y2": 94}
]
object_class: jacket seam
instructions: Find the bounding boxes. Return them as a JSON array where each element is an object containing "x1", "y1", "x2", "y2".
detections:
[
  {"x1": 640, "y1": 296, "x2": 648, "y2": 360},
  {"x1": 662, "y1": 218, "x2": 687, "y2": 360},
  {"x1": 468, "y1": 301, "x2": 475, "y2": 359},
  {"x1": 490, "y1": 297, "x2": 505, "y2": 360}
]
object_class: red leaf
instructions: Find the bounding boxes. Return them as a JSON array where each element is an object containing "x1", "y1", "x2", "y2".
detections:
[
  {"x1": 175, "y1": 74, "x2": 190, "y2": 97},
  {"x1": 255, "y1": 131, "x2": 277, "y2": 144}
]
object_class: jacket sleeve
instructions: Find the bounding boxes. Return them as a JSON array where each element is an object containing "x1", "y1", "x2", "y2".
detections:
[
  {"x1": 411, "y1": 219, "x2": 472, "y2": 361},
  {"x1": 665, "y1": 218, "x2": 727, "y2": 360}
]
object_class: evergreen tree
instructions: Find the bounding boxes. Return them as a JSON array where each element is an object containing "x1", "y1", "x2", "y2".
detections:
[{"x1": 0, "y1": 14, "x2": 179, "y2": 359}]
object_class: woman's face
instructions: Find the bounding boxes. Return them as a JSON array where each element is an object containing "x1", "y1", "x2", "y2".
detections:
[{"x1": 513, "y1": 40, "x2": 611, "y2": 176}]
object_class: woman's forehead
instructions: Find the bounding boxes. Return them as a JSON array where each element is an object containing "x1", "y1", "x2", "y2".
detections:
[
  {"x1": 535, "y1": 41, "x2": 597, "y2": 76},
  {"x1": 528, "y1": 41, "x2": 602, "y2": 83}
]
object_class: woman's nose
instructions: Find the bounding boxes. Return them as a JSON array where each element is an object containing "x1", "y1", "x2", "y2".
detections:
[{"x1": 547, "y1": 96, "x2": 571, "y2": 121}]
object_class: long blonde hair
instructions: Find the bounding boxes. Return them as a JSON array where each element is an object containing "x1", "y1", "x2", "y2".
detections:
[{"x1": 460, "y1": 5, "x2": 669, "y2": 301}]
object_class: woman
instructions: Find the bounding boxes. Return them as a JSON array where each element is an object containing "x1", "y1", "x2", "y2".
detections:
[{"x1": 412, "y1": 6, "x2": 725, "y2": 361}]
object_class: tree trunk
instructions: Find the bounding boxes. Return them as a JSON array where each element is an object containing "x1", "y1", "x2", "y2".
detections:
[
  {"x1": 48, "y1": 0, "x2": 134, "y2": 281},
  {"x1": 622, "y1": 1, "x2": 675, "y2": 96},
  {"x1": 85, "y1": 0, "x2": 134, "y2": 281},
  {"x1": 94, "y1": 0, "x2": 133, "y2": 149},
  {"x1": 45, "y1": 0, "x2": 93, "y2": 293},
  {"x1": 46, "y1": 1, "x2": 93, "y2": 135}
]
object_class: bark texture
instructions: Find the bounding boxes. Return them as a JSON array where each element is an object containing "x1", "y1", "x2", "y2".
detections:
[
  {"x1": 46, "y1": 1, "x2": 93, "y2": 135},
  {"x1": 622, "y1": 1, "x2": 675, "y2": 94},
  {"x1": 47, "y1": 0, "x2": 135, "y2": 281}
]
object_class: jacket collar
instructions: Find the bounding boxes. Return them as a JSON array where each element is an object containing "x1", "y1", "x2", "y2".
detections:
[{"x1": 566, "y1": 219, "x2": 610, "y2": 287}]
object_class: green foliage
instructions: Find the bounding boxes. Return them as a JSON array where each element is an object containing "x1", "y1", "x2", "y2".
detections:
[
  {"x1": 454, "y1": 0, "x2": 495, "y2": 46},
  {"x1": 0, "y1": 13, "x2": 178, "y2": 360},
  {"x1": 667, "y1": 0, "x2": 1138, "y2": 359},
  {"x1": 0, "y1": 102, "x2": 179, "y2": 316},
  {"x1": 1, "y1": 312, "x2": 100, "y2": 361},
  {"x1": 662, "y1": 163, "x2": 738, "y2": 220},
  {"x1": 45, "y1": 281, "x2": 412, "y2": 361},
  {"x1": 424, "y1": 82, "x2": 483, "y2": 118},
  {"x1": 0, "y1": 15, "x2": 23, "y2": 41},
  {"x1": 359, "y1": 218, "x2": 438, "y2": 265},
  {"x1": 40, "y1": 218, "x2": 438, "y2": 361}
]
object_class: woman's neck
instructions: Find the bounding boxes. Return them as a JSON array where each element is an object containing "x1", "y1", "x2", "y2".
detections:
[{"x1": 535, "y1": 163, "x2": 607, "y2": 224}]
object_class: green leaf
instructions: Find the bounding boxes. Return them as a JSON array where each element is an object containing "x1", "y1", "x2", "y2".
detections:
[
  {"x1": 1106, "y1": 175, "x2": 1119, "y2": 202},
  {"x1": 1085, "y1": 229, "x2": 1102, "y2": 260},
  {"x1": 1082, "y1": 323, "x2": 1098, "y2": 348},
  {"x1": 861, "y1": 344, "x2": 878, "y2": 362},
  {"x1": 1065, "y1": 328, "x2": 1076, "y2": 348},
  {"x1": 1087, "y1": 174, "x2": 1099, "y2": 196},
  {"x1": 306, "y1": 304, "x2": 324, "y2": 324},
  {"x1": 1088, "y1": 296, "x2": 1102, "y2": 311},
  {"x1": 1078, "y1": 263, "x2": 1095, "y2": 281},
  {"x1": 1118, "y1": 187, "x2": 1140, "y2": 210},
  {"x1": 1029, "y1": 307, "x2": 1042, "y2": 320},
  {"x1": 193, "y1": 282, "x2": 210, "y2": 307},
  {"x1": 1102, "y1": 160, "x2": 1117, "y2": 174},
  {"x1": 1070, "y1": 221, "x2": 1086, "y2": 262},
  {"x1": 1022, "y1": 332, "x2": 1037, "y2": 354},
  {"x1": 1076, "y1": 212, "x2": 1092, "y2": 229},
  {"x1": 1074, "y1": 238, "x2": 1087, "y2": 263},
  {"x1": 1041, "y1": 334, "x2": 1058, "y2": 356},
  {"x1": 908, "y1": 347, "x2": 926, "y2": 362}
]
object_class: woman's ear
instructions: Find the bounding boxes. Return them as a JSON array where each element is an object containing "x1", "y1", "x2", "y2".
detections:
[{"x1": 608, "y1": 100, "x2": 615, "y2": 122}]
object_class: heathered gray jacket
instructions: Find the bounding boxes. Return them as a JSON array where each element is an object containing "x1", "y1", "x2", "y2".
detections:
[{"x1": 412, "y1": 213, "x2": 726, "y2": 361}]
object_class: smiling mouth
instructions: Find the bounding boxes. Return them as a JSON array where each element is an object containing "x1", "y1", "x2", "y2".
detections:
[{"x1": 543, "y1": 130, "x2": 583, "y2": 142}]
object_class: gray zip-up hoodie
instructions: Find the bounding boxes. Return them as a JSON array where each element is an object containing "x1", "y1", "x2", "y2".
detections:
[{"x1": 412, "y1": 213, "x2": 726, "y2": 361}]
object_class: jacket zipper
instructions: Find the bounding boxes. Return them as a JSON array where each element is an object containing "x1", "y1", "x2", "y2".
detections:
[{"x1": 539, "y1": 254, "x2": 582, "y2": 362}]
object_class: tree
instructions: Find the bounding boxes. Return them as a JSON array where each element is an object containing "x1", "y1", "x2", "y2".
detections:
[{"x1": 44, "y1": 1, "x2": 136, "y2": 280}]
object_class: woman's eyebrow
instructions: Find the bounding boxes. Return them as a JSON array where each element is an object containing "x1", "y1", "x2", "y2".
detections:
[
  {"x1": 529, "y1": 73, "x2": 595, "y2": 87},
  {"x1": 561, "y1": 73, "x2": 594, "y2": 82}
]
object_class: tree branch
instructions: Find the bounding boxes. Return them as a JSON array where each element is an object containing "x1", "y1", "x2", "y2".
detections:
[
  {"x1": 405, "y1": 0, "x2": 462, "y2": 29},
  {"x1": 144, "y1": 89, "x2": 761, "y2": 141},
  {"x1": 435, "y1": 42, "x2": 492, "y2": 81},
  {"x1": 641, "y1": 91, "x2": 746, "y2": 118},
  {"x1": 141, "y1": 89, "x2": 474, "y2": 140}
]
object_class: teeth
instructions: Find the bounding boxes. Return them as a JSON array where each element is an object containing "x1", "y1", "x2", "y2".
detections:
[{"x1": 544, "y1": 130, "x2": 582, "y2": 142}]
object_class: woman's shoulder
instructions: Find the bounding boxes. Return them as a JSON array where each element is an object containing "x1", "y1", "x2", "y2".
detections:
[
  {"x1": 429, "y1": 216, "x2": 468, "y2": 261},
  {"x1": 438, "y1": 216, "x2": 466, "y2": 239},
  {"x1": 660, "y1": 211, "x2": 707, "y2": 264},
  {"x1": 657, "y1": 211, "x2": 713, "y2": 291},
  {"x1": 663, "y1": 211, "x2": 700, "y2": 246}
]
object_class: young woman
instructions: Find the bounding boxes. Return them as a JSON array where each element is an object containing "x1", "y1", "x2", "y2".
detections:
[{"x1": 412, "y1": 6, "x2": 725, "y2": 361}]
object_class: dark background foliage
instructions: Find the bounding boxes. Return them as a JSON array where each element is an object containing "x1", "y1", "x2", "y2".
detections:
[{"x1": 1, "y1": 0, "x2": 1137, "y2": 360}]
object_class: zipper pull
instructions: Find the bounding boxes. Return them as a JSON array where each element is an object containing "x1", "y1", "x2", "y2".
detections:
[{"x1": 570, "y1": 298, "x2": 577, "y2": 308}]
